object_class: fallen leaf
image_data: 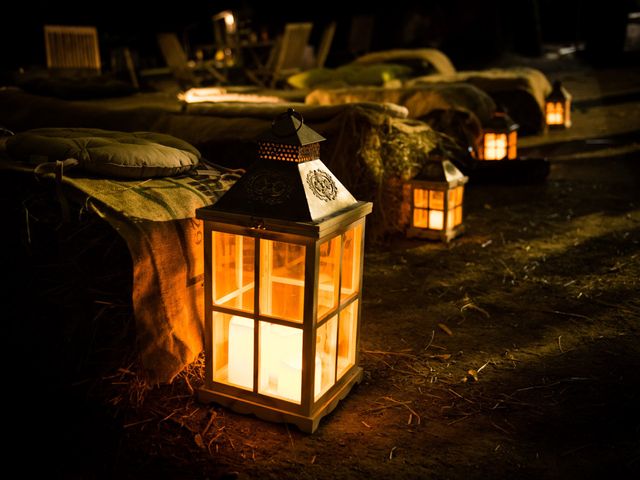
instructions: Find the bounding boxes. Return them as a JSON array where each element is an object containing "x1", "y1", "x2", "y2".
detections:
[{"x1": 194, "y1": 433, "x2": 205, "y2": 449}]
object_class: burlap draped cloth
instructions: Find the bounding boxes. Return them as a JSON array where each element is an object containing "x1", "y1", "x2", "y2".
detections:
[{"x1": 0, "y1": 156, "x2": 236, "y2": 384}]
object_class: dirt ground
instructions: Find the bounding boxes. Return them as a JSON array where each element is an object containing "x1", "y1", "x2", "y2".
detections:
[{"x1": 5, "y1": 56, "x2": 639, "y2": 479}]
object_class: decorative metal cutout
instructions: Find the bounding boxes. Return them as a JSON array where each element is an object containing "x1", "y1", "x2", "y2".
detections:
[
  {"x1": 306, "y1": 169, "x2": 337, "y2": 202},
  {"x1": 246, "y1": 170, "x2": 292, "y2": 205}
]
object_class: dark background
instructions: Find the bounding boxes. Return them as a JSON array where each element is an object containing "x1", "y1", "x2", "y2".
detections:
[{"x1": 0, "y1": 0, "x2": 636, "y2": 77}]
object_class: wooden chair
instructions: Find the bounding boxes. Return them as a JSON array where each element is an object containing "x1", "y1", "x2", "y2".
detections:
[
  {"x1": 316, "y1": 21, "x2": 336, "y2": 68},
  {"x1": 156, "y1": 32, "x2": 227, "y2": 89},
  {"x1": 266, "y1": 22, "x2": 313, "y2": 88},
  {"x1": 44, "y1": 25, "x2": 101, "y2": 73}
]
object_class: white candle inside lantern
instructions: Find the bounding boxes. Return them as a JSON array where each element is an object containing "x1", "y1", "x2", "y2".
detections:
[
  {"x1": 429, "y1": 210, "x2": 444, "y2": 230},
  {"x1": 228, "y1": 316, "x2": 254, "y2": 389},
  {"x1": 258, "y1": 323, "x2": 322, "y2": 402}
]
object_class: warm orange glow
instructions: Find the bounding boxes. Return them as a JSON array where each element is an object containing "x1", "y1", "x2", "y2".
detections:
[
  {"x1": 209, "y1": 224, "x2": 363, "y2": 405},
  {"x1": 413, "y1": 188, "x2": 428, "y2": 208},
  {"x1": 318, "y1": 237, "x2": 340, "y2": 319},
  {"x1": 412, "y1": 185, "x2": 465, "y2": 233},
  {"x1": 340, "y1": 225, "x2": 362, "y2": 302},
  {"x1": 508, "y1": 131, "x2": 517, "y2": 159},
  {"x1": 337, "y1": 300, "x2": 358, "y2": 378},
  {"x1": 483, "y1": 132, "x2": 507, "y2": 160},
  {"x1": 178, "y1": 88, "x2": 285, "y2": 104},
  {"x1": 212, "y1": 232, "x2": 254, "y2": 312},
  {"x1": 260, "y1": 240, "x2": 305, "y2": 323},
  {"x1": 481, "y1": 131, "x2": 517, "y2": 160},
  {"x1": 315, "y1": 316, "x2": 337, "y2": 400},
  {"x1": 546, "y1": 101, "x2": 564, "y2": 125}
]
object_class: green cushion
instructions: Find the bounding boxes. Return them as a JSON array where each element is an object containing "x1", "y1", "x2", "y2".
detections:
[
  {"x1": 287, "y1": 63, "x2": 413, "y2": 89},
  {"x1": 6, "y1": 128, "x2": 200, "y2": 178}
]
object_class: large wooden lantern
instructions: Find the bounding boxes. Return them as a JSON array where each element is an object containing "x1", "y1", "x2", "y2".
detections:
[
  {"x1": 405, "y1": 159, "x2": 468, "y2": 242},
  {"x1": 477, "y1": 111, "x2": 519, "y2": 161},
  {"x1": 545, "y1": 80, "x2": 572, "y2": 129},
  {"x1": 196, "y1": 109, "x2": 372, "y2": 433}
]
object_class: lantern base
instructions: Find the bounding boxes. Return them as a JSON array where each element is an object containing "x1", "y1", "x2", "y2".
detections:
[
  {"x1": 197, "y1": 367, "x2": 363, "y2": 433},
  {"x1": 406, "y1": 225, "x2": 464, "y2": 242},
  {"x1": 547, "y1": 123, "x2": 570, "y2": 130}
]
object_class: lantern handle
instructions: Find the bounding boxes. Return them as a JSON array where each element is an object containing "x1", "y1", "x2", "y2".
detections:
[{"x1": 271, "y1": 108, "x2": 304, "y2": 137}]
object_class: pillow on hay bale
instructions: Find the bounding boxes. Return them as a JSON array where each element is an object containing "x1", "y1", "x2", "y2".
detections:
[{"x1": 5, "y1": 128, "x2": 200, "y2": 178}]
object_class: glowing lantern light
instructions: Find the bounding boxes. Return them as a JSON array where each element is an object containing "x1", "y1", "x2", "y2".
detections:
[
  {"x1": 404, "y1": 159, "x2": 468, "y2": 242},
  {"x1": 545, "y1": 80, "x2": 572, "y2": 129},
  {"x1": 478, "y1": 111, "x2": 519, "y2": 161},
  {"x1": 196, "y1": 109, "x2": 372, "y2": 433}
]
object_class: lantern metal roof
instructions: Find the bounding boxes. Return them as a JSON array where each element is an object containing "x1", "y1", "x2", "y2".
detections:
[
  {"x1": 202, "y1": 108, "x2": 359, "y2": 225},
  {"x1": 413, "y1": 159, "x2": 468, "y2": 189},
  {"x1": 546, "y1": 80, "x2": 572, "y2": 103},
  {"x1": 484, "y1": 110, "x2": 519, "y2": 132}
]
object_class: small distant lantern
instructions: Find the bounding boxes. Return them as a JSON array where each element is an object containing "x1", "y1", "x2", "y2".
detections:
[
  {"x1": 405, "y1": 159, "x2": 468, "y2": 242},
  {"x1": 196, "y1": 109, "x2": 372, "y2": 433},
  {"x1": 545, "y1": 80, "x2": 572, "y2": 129},
  {"x1": 477, "y1": 111, "x2": 519, "y2": 161}
]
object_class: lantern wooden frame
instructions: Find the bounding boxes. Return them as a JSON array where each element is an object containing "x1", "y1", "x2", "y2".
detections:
[
  {"x1": 477, "y1": 112, "x2": 519, "y2": 161},
  {"x1": 405, "y1": 160, "x2": 468, "y2": 242},
  {"x1": 196, "y1": 109, "x2": 372, "y2": 433},
  {"x1": 545, "y1": 80, "x2": 572, "y2": 129}
]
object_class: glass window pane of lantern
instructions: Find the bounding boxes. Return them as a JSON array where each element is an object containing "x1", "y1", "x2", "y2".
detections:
[
  {"x1": 484, "y1": 133, "x2": 507, "y2": 160},
  {"x1": 340, "y1": 224, "x2": 362, "y2": 303},
  {"x1": 413, "y1": 188, "x2": 428, "y2": 208},
  {"x1": 212, "y1": 232, "x2": 254, "y2": 312},
  {"x1": 260, "y1": 239, "x2": 305, "y2": 323},
  {"x1": 318, "y1": 236, "x2": 340, "y2": 319},
  {"x1": 213, "y1": 312, "x2": 254, "y2": 390},
  {"x1": 258, "y1": 321, "x2": 303, "y2": 404},
  {"x1": 508, "y1": 131, "x2": 517, "y2": 159},
  {"x1": 413, "y1": 203, "x2": 428, "y2": 228},
  {"x1": 314, "y1": 315, "x2": 338, "y2": 400},
  {"x1": 337, "y1": 300, "x2": 359, "y2": 379}
]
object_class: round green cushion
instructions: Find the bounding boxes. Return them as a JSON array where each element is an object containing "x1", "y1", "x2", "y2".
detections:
[{"x1": 6, "y1": 128, "x2": 200, "y2": 178}]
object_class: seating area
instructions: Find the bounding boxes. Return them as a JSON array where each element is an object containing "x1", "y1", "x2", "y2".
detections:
[{"x1": 4, "y1": 5, "x2": 639, "y2": 477}]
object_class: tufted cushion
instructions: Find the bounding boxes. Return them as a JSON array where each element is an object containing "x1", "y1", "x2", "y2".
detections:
[{"x1": 6, "y1": 128, "x2": 200, "y2": 178}]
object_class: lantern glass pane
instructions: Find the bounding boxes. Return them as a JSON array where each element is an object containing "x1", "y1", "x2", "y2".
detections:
[
  {"x1": 508, "y1": 131, "x2": 517, "y2": 159},
  {"x1": 454, "y1": 205, "x2": 463, "y2": 226},
  {"x1": 314, "y1": 315, "x2": 338, "y2": 401},
  {"x1": 212, "y1": 312, "x2": 254, "y2": 390},
  {"x1": 413, "y1": 188, "x2": 428, "y2": 208},
  {"x1": 484, "y1": 132, "x2": 507, "y2": 160},
  {"x1": 429, "y1": 190, "x2": 444, "y2": 210},
  {"x1": 260, "y1": 240, "x2": 305, "y2": 323},
  {"x1": 429, "y1": 209, "x2": 444, "y2": 230},
  {"x1": 318, "y1": 236, "x2": 341, "y2": 319},
  {"x1": 341, "y1": 223, "x2": 362, "y2": 303},
  {"x1": 258, "y1": 321, "x2": 302, "y2": 404},
  {"x1": 546, "y1": 101, "x2": 564, "y2": 125},
  {"x1": 212, "y1": 232, "x2": 254, "y2": 312},
  {"x1": 413, "y1": 208, "x2": 428, "y2": 228},
  {"x1": 337, "y1": 300, "x2": 358, "y2": 380}
]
